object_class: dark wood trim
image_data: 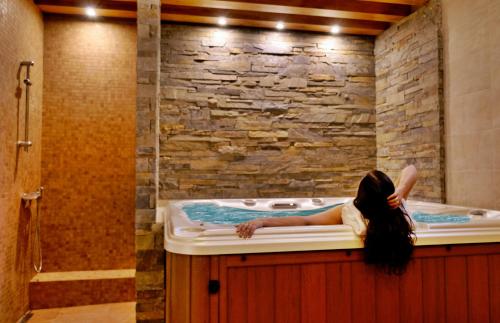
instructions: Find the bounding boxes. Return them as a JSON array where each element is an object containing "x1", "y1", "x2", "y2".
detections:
[{"x1": 222, "y1": 243, "x2": 500, "y2": 267}]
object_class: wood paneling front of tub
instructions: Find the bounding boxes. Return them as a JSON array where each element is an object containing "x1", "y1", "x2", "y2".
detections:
[{"x1": 166, "y1": 243, "x2": 500, "y2": 323}]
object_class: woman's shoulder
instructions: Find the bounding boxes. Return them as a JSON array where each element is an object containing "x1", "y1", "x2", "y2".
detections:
[
  {"x1": 341, "y1": 198, "x2": 367, "y2": 236},
  {"x1": 341, "y1": 198, "x2": 357, "y2": 212}
]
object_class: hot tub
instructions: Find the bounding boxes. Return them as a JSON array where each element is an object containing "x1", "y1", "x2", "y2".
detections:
[
  {"x1": 162, "y1": 198, "x2": 500, "y2": 323},
  {"x1": 162, "y1": 197, "x2": 500, "y2": 255}
]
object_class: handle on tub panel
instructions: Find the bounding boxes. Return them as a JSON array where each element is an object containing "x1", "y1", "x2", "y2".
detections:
[{"x1": 208, "y1": 280, "x2": 220, "y2": 294}]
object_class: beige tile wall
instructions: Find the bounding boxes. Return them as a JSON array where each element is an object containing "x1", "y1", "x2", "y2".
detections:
[
  {"x1": 442, "y1": 0, "x2": 500, "y2": 209},
  {"x1": 0, "y1": 0, "x2": 44, "y2": 322}
]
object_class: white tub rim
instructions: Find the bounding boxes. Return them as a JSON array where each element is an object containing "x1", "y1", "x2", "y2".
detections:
[{"x1": 162, "y1": 197, "x2": 500, "y2": 255}]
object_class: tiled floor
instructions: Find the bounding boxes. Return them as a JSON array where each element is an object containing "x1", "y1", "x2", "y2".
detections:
[{"x1": 27, "y1": 302, "x2": 135, "y2": 323}]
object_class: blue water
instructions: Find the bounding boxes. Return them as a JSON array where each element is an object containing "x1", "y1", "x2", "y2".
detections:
[
  {"x1": 412, "y1": 212, "x2": 471, "y2": 224},
  {"x1": 182, "y1": 203, "x2": 472, "y2": 225},
  {"x1": 182, "y1": 203, "x2": 341, "y2": 225}
]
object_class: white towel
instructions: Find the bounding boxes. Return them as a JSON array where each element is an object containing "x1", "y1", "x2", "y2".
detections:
[
  {"x1": 342, "y1": 199, "x2": 412, "y2": 236},
  {"x1": 341, "y1": 199, "x2": 368, "y2": 236}
]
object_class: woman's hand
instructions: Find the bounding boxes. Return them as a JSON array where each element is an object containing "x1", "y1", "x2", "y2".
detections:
[
  {"x1": 387, "y1": 189, "x2": 403, "y2": 209},
  {"x1": 236, "y1": 220, "x2": 264, "y2": 239},
  {"x1": 393, "y1": 165, "x2": 417, "y2": 200}
]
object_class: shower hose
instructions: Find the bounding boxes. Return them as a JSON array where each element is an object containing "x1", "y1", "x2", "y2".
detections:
[{"x1": 33, "y1": 197, "x2": 42, "y2": 273}]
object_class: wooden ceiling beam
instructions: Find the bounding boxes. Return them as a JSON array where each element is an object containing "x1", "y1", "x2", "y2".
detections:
[
  {"x1": 161, "y1": 13, "x2": 383, "y2": 35},
  {"x1": 357, "y1": 0, "x2": 427, "y2": 5},
  {"x1": 161, "y1": 0, "x2": 409, "y2": 22},
  {"x1": 37, "y1": 4, "x2": 136, "y2": 18},
  {"x1": 162, "y1": 5, "x2": 390, "y2": 32},
  {"x1": 110, "y1": 0, "x2": 427, "y2": 6},
  {"x1": 35, "y1": 0, "x2": 136, "y2": 11},
  {"x1": 36, "y1": 0, "x2": 426, "y2": 35},
  {"x1": 217, "y1": 0, "x2": 412, "y2": 16}
]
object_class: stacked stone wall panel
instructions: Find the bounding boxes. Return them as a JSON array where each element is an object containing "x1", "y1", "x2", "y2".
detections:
[
  {"x1": 160, "y1": 25, "x2": 378, "y2": 199},
  {"x1": 375, "y1": 0, "x2": 444, "y2": 202},
  {"x1": 136, "y1": 1, "x2": 164, "y2": 322}
]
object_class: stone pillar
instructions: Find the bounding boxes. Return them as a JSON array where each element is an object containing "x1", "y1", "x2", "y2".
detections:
[
  {"x1": 136, "y1": 0, "x2": 164, "y2": 322},
  {"x1": 375, "y1": 0, "x2": 444, "y2": 202}
]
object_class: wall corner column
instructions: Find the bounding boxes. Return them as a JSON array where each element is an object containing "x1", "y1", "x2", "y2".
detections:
[
  {"x1": 374, "y1": 0, "x2": 445, "y2": 202},
  {"x1": 136, "y1": 0, "x2": 164, "y2": 322}
]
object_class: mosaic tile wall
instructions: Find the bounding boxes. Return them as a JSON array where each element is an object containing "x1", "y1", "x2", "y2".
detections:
[
  {"x1": 375, "y1": 0, "x2": 445, "y2": 202},
  {"x1": 0, "y1": 0, "x2": 44, "y2": 322},
  {"x1": 41, "y1": 15, "x2": 137, "y2": 271},
  {"x1": 159, "y1": 24, "x2": 377, "y2": 199},
  {"x1": 30, "y1": 277, "x2": 135, "y2": 309}
]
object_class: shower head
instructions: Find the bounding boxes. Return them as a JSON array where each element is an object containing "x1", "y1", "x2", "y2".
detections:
[{"x1": 21, "y1": 61, "x2": 34, "y2": 66}]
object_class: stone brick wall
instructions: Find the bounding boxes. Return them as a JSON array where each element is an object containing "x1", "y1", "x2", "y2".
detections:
[
  {"x1": 160, "y1": 25, "x2": 377, "y2": 199},
  {"x1": 136, "y1": 1, "x2": 165, "y2": 322},
  {"x1": 374, "y1": 0, "x2": 444, "y2": 202},
  {"x1": 0, "y1": 0, "x2": 43, "y2": 322}
]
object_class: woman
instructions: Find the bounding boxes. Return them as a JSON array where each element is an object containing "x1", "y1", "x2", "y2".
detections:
[{"x1": 236, "y1": 165, "x2": 417, "y2": 274}]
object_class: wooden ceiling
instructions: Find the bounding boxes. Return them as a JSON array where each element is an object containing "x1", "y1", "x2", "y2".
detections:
[{"x1": 35, "y1": 0, "x2": 428, "y2": 36}]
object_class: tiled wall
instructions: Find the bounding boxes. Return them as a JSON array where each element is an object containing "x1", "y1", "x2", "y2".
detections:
[
  {"x1": 442, "y1": 0, "x2": 500, "y2": 210},
  {"x1": 0, "y1": 0, "x2": 44, "y2": 321},
  {"x1": 375, "y1": 0, "x2": 444, "y2": 202},
  {"x1": 41, "y1": 15, "x2": 137, "y2": 271},
  {"x1": 160, "y1": 24, "x2": 377, "y2": 199}
]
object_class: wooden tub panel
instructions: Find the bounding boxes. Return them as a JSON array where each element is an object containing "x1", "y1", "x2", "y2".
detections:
[{"x1": 166, "y1": 243, "x2": 500, "y2": 323}]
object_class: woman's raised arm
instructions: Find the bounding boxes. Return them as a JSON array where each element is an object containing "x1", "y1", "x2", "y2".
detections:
[{"x1": 387, "y1": 165, "x2": 417, "y2": 208}]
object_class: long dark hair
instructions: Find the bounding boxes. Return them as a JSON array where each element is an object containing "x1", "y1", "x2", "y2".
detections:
[{"x1": 354, "y1": 170, "x2": 415, "y2": 274}]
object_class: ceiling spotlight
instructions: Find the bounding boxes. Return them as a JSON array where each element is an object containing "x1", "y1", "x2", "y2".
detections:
[
  {"x1": 218, "y1": 17, "x2": 227, "y2": 26},
  {"x1": 276, "y1": 21, "x2": 285, "y2": 30},
  {"x1": 85, "y1": 7, "x2": 97, "y2": 17},
  {"x1": 331, "y1": 25, "x2": 341, "y2": 34}
]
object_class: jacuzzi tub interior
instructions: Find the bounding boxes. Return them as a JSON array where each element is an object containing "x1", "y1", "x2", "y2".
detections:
[{"x1": 162, "y1": 197, "x2": 500, "y2": 255}]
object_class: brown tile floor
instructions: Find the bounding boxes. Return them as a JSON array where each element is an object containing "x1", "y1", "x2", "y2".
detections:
[{"x1": 27, "y1": 302, "x2": 135, "y2": 323}]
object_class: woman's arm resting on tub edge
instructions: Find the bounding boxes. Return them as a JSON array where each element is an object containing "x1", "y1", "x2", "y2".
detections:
[{"x1": 236, "y1": 204, "x2": 343, "y2": 238}]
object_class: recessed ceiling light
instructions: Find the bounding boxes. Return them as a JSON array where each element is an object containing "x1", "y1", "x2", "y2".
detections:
[
  {"x1": 218, "y1": 17, "x2": 227, "y2": 26},
  {"x1": 331, "y1": 25, "x2": 341, "y2": 34},
  {"x1": 276, "y1": 21, "x2": 285, "y2": 30},
  {"x1": 85, "y1": 7, "x2": 97, "y2": 17}
]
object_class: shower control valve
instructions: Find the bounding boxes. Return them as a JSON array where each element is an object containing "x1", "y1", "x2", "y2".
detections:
[{"x1": 21, "y1": 186, "x2": 44, "y2": 208}]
